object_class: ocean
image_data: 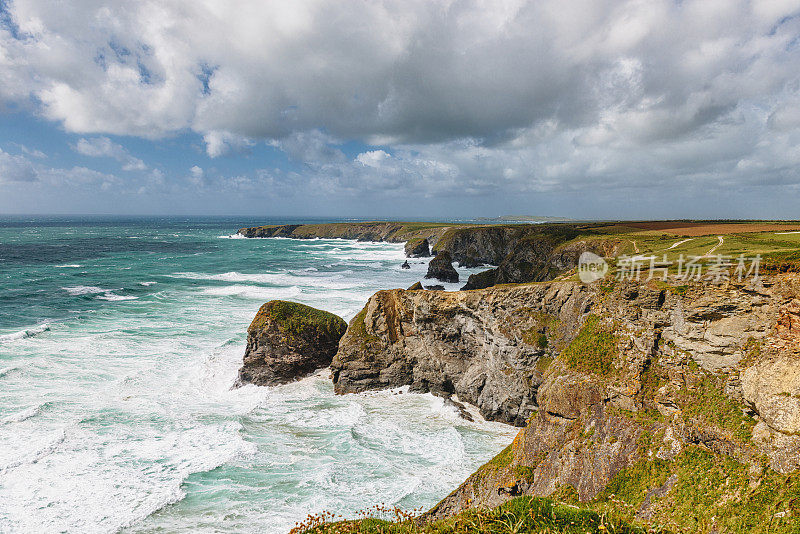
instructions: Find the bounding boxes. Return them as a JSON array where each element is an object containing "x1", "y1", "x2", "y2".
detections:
[{"x1": 0, "y1": 217, "x2": 516, "y2": 533}]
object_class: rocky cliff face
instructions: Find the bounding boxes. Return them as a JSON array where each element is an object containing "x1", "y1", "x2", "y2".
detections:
[
  {"x1": 332, "y1": 274, "x2": 800, "y2": 529},
  {"x1": 424, "y1": 251, "x2": 459, "y2": 283},
  {"x1": 238, "y1": 222, "x2": 622, "y2": 287},
  {"x1": 404, "y1": 237, "x2": 431, "y2": 257},
  {"x1": 237, "y1": 300, "x2": 347, "y2": 387},
  {"x1": 238, "y1": 222, "x2": 451, "y2": 247},
  {"x1": 332, "y1": 282, "x2": 591, "y2": 425}
]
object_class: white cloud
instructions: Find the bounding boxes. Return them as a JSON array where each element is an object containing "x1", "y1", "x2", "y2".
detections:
[
  {"x1": 2, "y1": 0, "x2": 800, "y2": 197},
  {"x1": 355, "y1": 150, "x2": 390, "y2": 168},
  {"x1": 0, "y1": 148, "x2": 37, "y2": 182},
  {"x1": 202, "y1": 130, "x2": 254, "y2": 157},
  {"x1": 74, "y1": 136, "x2": 147, "y2": 171}
]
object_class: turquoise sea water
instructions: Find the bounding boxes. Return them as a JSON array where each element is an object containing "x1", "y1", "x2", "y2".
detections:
[{"x1": 0, "y1": 217, "x2": 516, "y2": 533}]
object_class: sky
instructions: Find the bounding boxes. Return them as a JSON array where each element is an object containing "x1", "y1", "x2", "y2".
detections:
[{"x1": 1, "y1": 0, "x2": 800, "y2": 219}]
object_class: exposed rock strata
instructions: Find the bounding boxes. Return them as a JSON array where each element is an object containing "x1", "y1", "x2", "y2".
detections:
[
  {"x1": 332, "y1": 282, "x2": 590, "y2": 425},
  {"x1": 237, "y1": 300, "x2": 347, "y2": 387},
  {"x1": 331, "y1": 273, "x2": 800, "y2": 524}
]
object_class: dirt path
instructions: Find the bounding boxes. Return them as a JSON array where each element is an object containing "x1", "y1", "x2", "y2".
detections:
[
  {"x1": 667, "y1": 238, "x2": 693, "y2": 250},
  {"x1": 702, "y1": 236, "x2": 724, "y2": 257}
]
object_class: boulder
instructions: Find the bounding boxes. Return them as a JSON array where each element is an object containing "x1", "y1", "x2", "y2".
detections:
[
  {"x1": 425, "y1": 251, "x2": 459, "y2": 283},
  {"x1": 425, "y1": 284, "x2": 445, "y2": 290},
  {"x1": 407, "y1": 281, "x2": 423, "y2": 290},
  {"x1": 401, "y1": 260, "x2": 411, "y2": 269},
  {"x1": 236, "y1": 300, "x2": 347, "y2": 387},
  {"x1": 405, "y1": 238, "x2": 431, "y2": 257}
]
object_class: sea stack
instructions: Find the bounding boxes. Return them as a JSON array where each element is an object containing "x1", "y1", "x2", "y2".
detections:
[
  {"x1": 236, "y1": 300, "x2": 347, "y2": 387},
  {"x1": 425, "y1": 251, "x2": 459, "y2": 283}
]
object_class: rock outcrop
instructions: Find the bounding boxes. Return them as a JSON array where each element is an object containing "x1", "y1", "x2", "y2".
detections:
[
  {"x1": 425, "y1": 251, "x2": 459, "y2": 283},
  {"x1": 332, "y1": 282, "x2": 589, "y2": 425},
  {"x1": 237, "y1": 300, "x2": 347, "y2": 387},
  {"x1": 331, "y1": 272, "x2": 800, "y2": 529},
  {"x1": 404, "y1": 238, "x2": 431, "y2": 257},
  {"x1": 461, "y1": 268, "x2": 498, "y2": 290}
]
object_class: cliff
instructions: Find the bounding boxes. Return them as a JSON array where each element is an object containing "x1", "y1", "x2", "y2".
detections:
[
  {"x1": 330, "y1": 274, "x2": 800, "y2": 532},
  {"x1": 237, "y1": 221, "x2": 454, "y2": 246},
  {"x1": 239, "y1": 221, "x2": 623, "y2": 287}
]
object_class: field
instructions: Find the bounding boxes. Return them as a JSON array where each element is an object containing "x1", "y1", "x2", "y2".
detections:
[
  {"x1": 617, "y1": 221, "x2": 800, "y2": 236},
  {"x1": 578, "y1": 222, "x2": 800, "y2": 260}
]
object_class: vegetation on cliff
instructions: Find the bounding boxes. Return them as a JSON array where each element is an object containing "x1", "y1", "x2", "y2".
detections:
[
  {"x1": 327, "y1": 269, "x2": 800, "y2": 533},
  {"x1": 561, "y1": 314, "x2": 618, "y2": 375},
  {"x1": 291, "y1": 496, "x2": 650, "y2": 534},
  {"x1": 254, "y1": 300, "x2": 346, "y2": 342}
]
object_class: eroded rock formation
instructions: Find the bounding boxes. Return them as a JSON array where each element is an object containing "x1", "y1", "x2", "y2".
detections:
[
  {"x1": 237, "y1": 300, "x2": 347, "y2": 387},
  {"x1": 425, "y1": 251, "x2": 459, "y2": 283},
  {"x1": 330, "y1": 273, "x2": 800, "y2": 526}
]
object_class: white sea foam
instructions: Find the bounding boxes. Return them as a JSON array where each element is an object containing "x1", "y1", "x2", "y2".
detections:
[
  {"x1": 138, "y1": 281, "x2": 157, "y2": 286},
  {"x1": 200, "y1": 284, "x2": 302, "y2": 300},
  {"x1": 217, "y1": 233, "x2": 246, "y2": 239},
  {"x1": 97, "y1": 292, "x2": 138, "y2": 301},
  {"x1": 2, "y1": 403, "x2": 47, "y2": 424},
  {"x1": 0, "y1": 324, "x2": 50, "y2": 343},
  {"x1": 172, "y1": 271, "x2": 287, "y2": 283},
  {"x1": 171, "y1": 270, "x2": 358, "y2": 291},
  {"x1": 54, "y1": 264, "x2": 83, "y2": 268},
  {"x1": 62, "y1": 286, "x2": 108, "y2": 295},
  {"x1": 1, "y1": 231, "x2": 513, "y2": 533}
]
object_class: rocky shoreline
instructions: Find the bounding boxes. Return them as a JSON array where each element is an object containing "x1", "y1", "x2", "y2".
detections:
[
  {"x1": 235, "y1": 225, "x2": 800, "y2": 532},
  {"x1": 330, "y1": 273, "x2": 800, "y2": 529},
  {"x1": 239, "y1": 221, "x2": 624, "y2": 289}
]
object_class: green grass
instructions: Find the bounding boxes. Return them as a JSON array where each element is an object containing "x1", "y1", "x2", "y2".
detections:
[
  {"x1": 561, "y1": 315, "x2": 618, "y2": 375},
  {"x1": 348, "y1": 306, "x2": 381, "y2": 348},
  {"x1": 251, "y1": 300, "x2": 346, "y2": 342},
  {"x1": 592, "y1": 446, "x2": 800, "y2": 533},
  {"x1": 518, "y1": 310, "x2": 559, "y2": 350},
  {"x1": 676, "y1": 370, "x2": 756, "y2": 442},
  {"x1": 293, "y1": 496, "x2": 653, "y2": 534}
]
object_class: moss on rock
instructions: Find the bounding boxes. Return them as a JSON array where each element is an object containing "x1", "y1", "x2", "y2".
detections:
[{"x1": 238, "y1": 300, "x2": 347, "y2": 387}]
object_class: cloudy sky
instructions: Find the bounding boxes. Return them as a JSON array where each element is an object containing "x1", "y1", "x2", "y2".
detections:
[{"x1": 1, "y1": 0, "x2": 800, "y2": 219}]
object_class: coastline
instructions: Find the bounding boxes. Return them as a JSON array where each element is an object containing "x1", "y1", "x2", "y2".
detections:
[{"x1": 236, "y1": 222, "x2": 800, "y2": 533}]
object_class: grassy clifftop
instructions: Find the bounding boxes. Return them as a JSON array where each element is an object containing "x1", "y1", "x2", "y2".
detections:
[
  {"x1": 291, "y1": 496, "x2": 650, "y2": 534},
  {"x1": 238, "y1": 221, "x2": 456, "y2": 243}
]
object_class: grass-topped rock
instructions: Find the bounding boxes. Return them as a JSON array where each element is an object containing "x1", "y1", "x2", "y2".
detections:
[{"x1": 236, "y1": 300, "x2": 347, "y2": 387}]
